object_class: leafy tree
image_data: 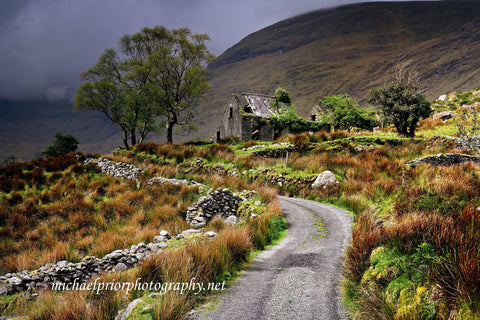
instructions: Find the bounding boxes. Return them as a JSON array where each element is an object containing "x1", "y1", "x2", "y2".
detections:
[
  {"x1": 75, "y1": 26, "x2": 214, "y2": 147},
  {"x1": 42, "y1": 132, "x2": 79, "y2": 157},
  {"x1": 271, "y1": 88, "x2": 292, "y2": 110},
  {"x1": 319, "y1": 94, "x2": 378, "y2": 131},
  {"x1": 368, "y1": 63, "x2": 432, "y2": 137}
]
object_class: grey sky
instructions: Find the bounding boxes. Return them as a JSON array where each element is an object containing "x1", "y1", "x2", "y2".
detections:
[{"x1": 0, "y1": 0, "x2": 429, "y2": 100}]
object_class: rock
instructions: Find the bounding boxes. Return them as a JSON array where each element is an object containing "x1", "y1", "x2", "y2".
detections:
[
  {"x1": 159, "y1": 230, "x2": 170, "y2": 238},
  {"x1": 186, "y1": 188, "x2": 244, "y2": 227},
  {"x1": 312, "y1": 170, "x2": 339, "y2": 189},
  {"x1": 432, "y1": 111, "x2": 456, "y2": 121},
  {"x1": 146, "y1": 243, "x2": 160, "y2": 253},
  {"x1": 115, "y1": 263, "x2": 128, "y2": 272},
  {"x1": 224, "y1": 215, "x2": 238, "y2": 226},
  {"x1": 8, "y1": 277, "x2": 22, "y2": 286},
  {"x1": 254, "y1": 201, "x2": 261, "y2": 206},
  {"x1": 182, "y1": 229, "x2": 202, "y2": 237},
  {"x1": 153, "y1": 236, "x2": 168, "y2": 243},
  {"x1": 115, "y1": 298, "x2": 143, "y2": 320},
  {"x1": 437, "y1": 94, "x2": 447, "y2": 101},
  {"x1": 157, "y1": 242, "x2": 168, "y2": 249},
  {"x1": 204, "y1": 231, "x2": 218, "y2": 238},
  {"x1": 0, "y1": 285, "x2": 7, "y2": 296},
  {"x1": 36, "y1": 282, "x2": 49, "y2": 291}
]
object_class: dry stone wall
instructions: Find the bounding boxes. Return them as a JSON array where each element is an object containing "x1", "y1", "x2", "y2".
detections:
[
  {"x1": 407, "y1": 153, "x2": 480, "y2": 167},
  {"x1": 0, "y1": 231, "x2": 174, "y2": 296},
  {"x1": 84, "y1": 158, "x2": 143, "y2": 181},
  {"x1": 0, "y1": 229, "x2": 220, "y2": 296},
  {"x1": 186, "y1": 189, "x2": 251, "y2": 228}
]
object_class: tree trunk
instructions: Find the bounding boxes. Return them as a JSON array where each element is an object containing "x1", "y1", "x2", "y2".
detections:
[
  {"x1": 166, "y1": 116, "x2": 176, "y2": 144},
  {"x1": 130, "y1": 129, "x2": 137, "y2": 147},
  {"x1": 167, "y1": 123, "x2": 173, "y2": 143},
  {"x1": 121, "y1": 128, "x2": 130, "y2": 150}
]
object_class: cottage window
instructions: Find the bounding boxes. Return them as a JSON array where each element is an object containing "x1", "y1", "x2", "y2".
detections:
[{"x1": 229, "y1": 107, "x2": 233, "y2": 118}]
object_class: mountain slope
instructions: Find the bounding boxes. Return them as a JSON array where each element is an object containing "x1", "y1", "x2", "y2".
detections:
[
  {"x1": 4, "y1": 1, "x2": 480, "y2": 160},
  {"x1": 197, "y1": 1, "x2": 480, "y2": 132},
  {"x1": 0, "y1": 100, "x2": 122, "y2": 161}
]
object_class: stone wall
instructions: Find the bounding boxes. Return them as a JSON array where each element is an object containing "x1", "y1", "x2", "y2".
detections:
[
  {"x1": 251, "y1": 168, "x2": 316, "y2": 188},
  {"x1": 0, "y1": 229, "x2": 220, "y2": 296},
  {"x1": 0, "y1": 231, "x2": 174, "y2": 295},
  {"x1": 407, "y1": 153, "x2": 480, "y2": 167},
  {"x1": 430, "y1": 135, "x2": 480, "y2": 151},
  {"x1": 84, "y1": 158, "x2": 143, "y2": 181},
  {"x1": 189, "y1": 159, "x2": 317, "y2": 190},
  {"x1": 186, "y1": 189, "x2": 248, "y2": 228}
]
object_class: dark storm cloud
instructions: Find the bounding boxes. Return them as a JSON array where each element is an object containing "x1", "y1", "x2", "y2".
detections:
[{"x1": 0, "y1": 0, "x2": 428, "y2": 100}]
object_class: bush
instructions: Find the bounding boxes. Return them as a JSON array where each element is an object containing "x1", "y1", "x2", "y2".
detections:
[
  {"x1": 271, "y1": 106, "x2": 326, "y2": 133},
  {"x1": 368, "y1": 63, "x2": 432, "y2": 137},
  {"x1": 41, "y1": 132, "x2": 79, "y2": 157},
  {"x1": 319, "y1": 94, "x2": 378, "y2": 131}
]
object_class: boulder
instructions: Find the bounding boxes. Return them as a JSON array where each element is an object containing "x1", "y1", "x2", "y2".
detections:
[
  {"x1": 204, "y1": 231, "x2": 218, "y2": 238},
  {"x1": 224, "y1": 215, "x2": 238, "y2": 226},
  {"x1": 312, "y1": 170, "x2": 339, "y2": 189},
  {"x1": 433, "y1": 111, "x2": 456, "y2": 122},
  {"x1": 182, "y1": 229, "x2": 202, "y2": 237},
  {"x1": 115, "y1": 263, "x2": 128, "y2": 272},
  {"x1": 437, "y1": 94, "x2": 447, "y2": 101}
]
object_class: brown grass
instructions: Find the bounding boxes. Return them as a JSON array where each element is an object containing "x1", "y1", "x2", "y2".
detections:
[{"x1": 0, "y1": 158, "x2": 200, "y2": 273}]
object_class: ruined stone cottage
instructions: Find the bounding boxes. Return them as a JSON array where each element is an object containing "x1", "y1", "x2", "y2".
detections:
[{"x1": 219, "y1": 93, "x2": 280, "y2": 141}]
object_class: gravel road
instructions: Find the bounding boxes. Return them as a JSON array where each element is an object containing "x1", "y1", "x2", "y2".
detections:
[{"x1": 190, "y1": 196, "x2": 353, "y2": 320}]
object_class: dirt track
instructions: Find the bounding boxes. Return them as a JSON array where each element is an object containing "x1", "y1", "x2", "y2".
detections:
[{"x1": 191, "y1": 196, "x2": 353, "y2": 320}]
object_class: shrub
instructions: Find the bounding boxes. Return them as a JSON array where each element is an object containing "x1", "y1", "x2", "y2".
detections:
[
  {"x1": 319, "y1": 94, "x2": 378, "y2": 131},
  {"x1": 41, "y1": 132, "x2": 79, "y2": 158},
  {"x1": 271, "y1": 106, "x2": 326, "y2": 133},
  {"x1": 368, "y1": 63, "x2": 432, "y2": 137}
]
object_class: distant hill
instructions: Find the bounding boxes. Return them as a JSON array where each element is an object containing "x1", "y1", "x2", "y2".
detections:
[
  {"x1": 0, "y1": 99, "x2": 122, "y2": 162},
  {"x1": 195, "y1": 0, "x2": 480, "y2": 136},
  {"x1": 4, "y1": 1, "x2": 480, "y2": 160}
]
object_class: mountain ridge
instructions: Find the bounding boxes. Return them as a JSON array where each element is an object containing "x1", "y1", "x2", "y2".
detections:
[
  {"x1": 202, "y1": 0, "x2": 480, "y2": 125},
  {"x1": 4, "y1": 1, "x2": 480, "y2": 160}
]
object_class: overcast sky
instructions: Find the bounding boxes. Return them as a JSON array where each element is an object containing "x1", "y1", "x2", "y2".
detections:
[{"x1": 0, "y1": 0, "x2": 430, "y2": 101}]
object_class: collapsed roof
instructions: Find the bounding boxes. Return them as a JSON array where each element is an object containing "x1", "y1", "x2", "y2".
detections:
[{"x1": 241, "y1": 93, "x2": 277, "y2": 118}]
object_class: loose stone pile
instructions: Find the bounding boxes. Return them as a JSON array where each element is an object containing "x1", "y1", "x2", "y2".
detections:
[
  {"x1": 186, "y1": 189, "x2": 244, "y2": 228},
  {"x1": 84, "y1": 158, "x2": 144, "y2": 181}
]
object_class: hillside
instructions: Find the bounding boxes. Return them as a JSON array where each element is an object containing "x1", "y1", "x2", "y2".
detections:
[
  {"x1": 198, "y1": 1, "x2": 480, "y2": 132},
  {"x1": 0, "y1": 99, "x2": 122, "y2": 162},
  {"x1": 4, "y1": 1, "x2": 480, "y2": 160},
  {"x1": 2, "y1": 87, "x2": 480, "y2": 318}
]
